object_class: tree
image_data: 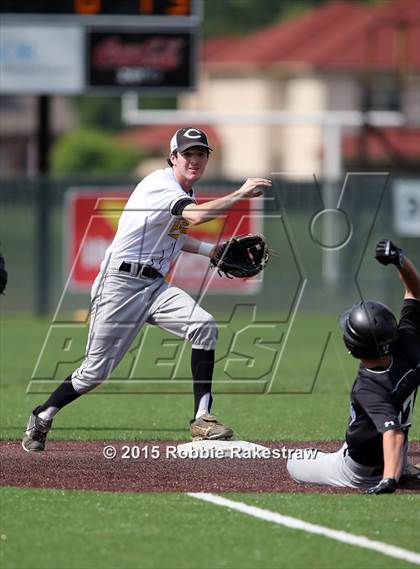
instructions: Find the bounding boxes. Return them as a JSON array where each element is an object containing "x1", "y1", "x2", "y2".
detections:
[
  {"x1": 74, "y1": 96, "x2": 123, "y2": 132},
  {"x1": 51, "y1": 129, "x2": 145, "y2": 175},
  {"x1": 74, "y1": 95, "x2": 177, "y2": 133}
]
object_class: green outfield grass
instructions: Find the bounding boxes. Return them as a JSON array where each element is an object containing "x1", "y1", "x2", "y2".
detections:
[
  {"x1": 0, "y1": 488, "x2": 419, "y2": 569},
  {"x1": 3, "y1": 313, "x2": 419, "y2": 441},
  {"x1": 1, "y1": 314, "x2": 419, "y2": 569}
]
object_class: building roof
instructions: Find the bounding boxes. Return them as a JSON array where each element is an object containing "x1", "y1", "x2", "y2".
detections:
[
  {"x1": 117, "y1": 124, "x2": 221, "y2": 153},
  {"x1": 343, "y1": 127, "x2": 420, "y2": 161},
  {"x1": 204, "y1": 0, "x2": 420, "y2": 72}
]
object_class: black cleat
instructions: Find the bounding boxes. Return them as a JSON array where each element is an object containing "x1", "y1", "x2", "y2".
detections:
[{"x1": 22, "y1": 412, "x2": 52, "y2": 452}]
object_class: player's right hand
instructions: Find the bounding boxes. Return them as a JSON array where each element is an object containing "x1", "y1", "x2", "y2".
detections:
[
  {"x1": 238, "y1": 178, "x2": 272, "y2": 198},
  {"x1": 365, "y1": 477, "x2": 397, "y2": 494},
  {"x1": 375, "y1": 239, "x2": 404, "y2": 268}
]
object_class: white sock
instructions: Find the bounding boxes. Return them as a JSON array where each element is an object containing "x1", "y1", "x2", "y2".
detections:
[
  {"x1": 195, "y1": 393, "x2": 211, "y2": 420},
  {"x1": 37, "y1": 406, "x2": 59, "y2": 422}
]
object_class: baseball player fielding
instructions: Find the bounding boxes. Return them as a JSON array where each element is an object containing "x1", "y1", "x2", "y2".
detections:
[{"x1": 22, "y1": 127, "x2": 272, "y2": 452}]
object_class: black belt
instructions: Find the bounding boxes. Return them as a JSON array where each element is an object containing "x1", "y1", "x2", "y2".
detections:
[{"x1": 119, "y1": 262, "x2": 162, "y2": 279}]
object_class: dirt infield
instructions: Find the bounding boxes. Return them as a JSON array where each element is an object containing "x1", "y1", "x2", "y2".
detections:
[{"x1": 1, "y1": 440, "x2": 419, "y2": 494}]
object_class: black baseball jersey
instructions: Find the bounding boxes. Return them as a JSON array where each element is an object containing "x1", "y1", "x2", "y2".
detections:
[{"x1": 345, "y1": 299, "x2": 420, "y2": 466}]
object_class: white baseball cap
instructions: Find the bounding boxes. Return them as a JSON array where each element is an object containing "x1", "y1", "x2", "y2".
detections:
[{"x1": 170, "y1": 127, "x2": 212, "y2": 154}]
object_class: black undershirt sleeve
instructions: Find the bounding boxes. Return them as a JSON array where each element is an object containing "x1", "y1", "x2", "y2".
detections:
[{"x1": 170, "y1": 198, "x2": 195, "y2": 217}]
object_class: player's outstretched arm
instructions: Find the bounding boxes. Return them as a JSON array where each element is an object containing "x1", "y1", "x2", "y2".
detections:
[
  {"x1": 181, "y1": 235, "x2": 216, "y2": 257},
  {"x1": 365, "y1": 429, "x2": 404, "y2": 494},
  {"x1": 399, "y1": 258, "x2": 420, "y2": 300},
  {"x1": 182, "y1": 178, "x2": 272, "y2": 225},
  {"x1": 382, "y1": 428, "x2": 405, "y2": 480},
  {"x1": 375, "y1": 239, "x2": 420, "y2": 300}
]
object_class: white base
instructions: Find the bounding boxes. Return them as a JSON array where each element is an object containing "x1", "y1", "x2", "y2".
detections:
[{"x1": 176, "y1": 440, "x2": 270, "y2": 459}]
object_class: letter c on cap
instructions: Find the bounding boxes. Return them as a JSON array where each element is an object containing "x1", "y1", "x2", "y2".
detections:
[{"x1": 184, "y1": 128, "x2": 202, "y2": 139}]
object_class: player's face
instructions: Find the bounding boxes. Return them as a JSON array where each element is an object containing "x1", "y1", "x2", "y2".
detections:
[{"x1": 172, "y1": 147, "x2": 209, "y2": 189}]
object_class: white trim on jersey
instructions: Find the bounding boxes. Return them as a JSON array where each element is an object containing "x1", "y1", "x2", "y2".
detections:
[{"x1": 364, "y1": 357, "x2": 394, "y2": 374}]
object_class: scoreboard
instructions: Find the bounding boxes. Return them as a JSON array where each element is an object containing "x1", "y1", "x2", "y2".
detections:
[
  {"x1": 0, "y1": 0, "x2": 196, "y2": 18},
  {"x1": 0, "y1": 0, "x2": 201, "y2": 93}
]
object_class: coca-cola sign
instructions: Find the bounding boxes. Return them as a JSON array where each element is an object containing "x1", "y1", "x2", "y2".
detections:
[{"x1": 88, "y1": 30, "x2": 195, "y2": 91}]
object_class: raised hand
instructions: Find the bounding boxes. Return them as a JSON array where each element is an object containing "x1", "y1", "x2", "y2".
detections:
[
  {"x1": 238, "y1": 178, "x2": 272, "y2": 198},
  {"x1": 375, "y1": 239, "x2": 404, "y2": 268}
]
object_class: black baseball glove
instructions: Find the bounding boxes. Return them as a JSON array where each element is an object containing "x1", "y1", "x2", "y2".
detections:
[
  {"x1": 210, "y1": 233, "x2": 270, "y2": 279},
  {"x1": 375, "y1": 239, "x2": 404, "y2": 268},
  {"x1": 0, "y1": 253, "x2": 7, "y2": 294},
  {"x1": 365, "y1": 477, "x2": 397, "y2": 495}
]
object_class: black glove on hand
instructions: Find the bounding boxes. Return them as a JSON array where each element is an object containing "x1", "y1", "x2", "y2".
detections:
[
  {"x1": 375, "y1": 239, "x2": 404, "y2": 268},
  {"x1": 0, "y1": 253, "x2": 7, "y2": 294},
  {"x1": 365, "y1": 477, "x2": 397, "y2": 495},
  {"x1": 210, "y1": 233, "x2": 270, "y2": 279}
]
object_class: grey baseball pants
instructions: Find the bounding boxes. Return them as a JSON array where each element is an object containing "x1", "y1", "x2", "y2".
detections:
[
  {"x1": 287, "y1": 443, "x2": 407, "y2": 488},
  {"x1": 71, "y1": 268, "x2": 217, "y2": 393}
]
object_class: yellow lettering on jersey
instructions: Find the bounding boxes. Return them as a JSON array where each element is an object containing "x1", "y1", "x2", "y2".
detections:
[
  {"x1": 199, "y1": 217, "x2": 224, "y2": 236},
  {"x1": 168, "y1": 219, "x2": 190, "y2": 240}
]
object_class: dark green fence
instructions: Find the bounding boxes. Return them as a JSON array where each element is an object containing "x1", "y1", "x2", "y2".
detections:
[{"x1": 1, "y1": 174, "x2": 418, "y2": 317}]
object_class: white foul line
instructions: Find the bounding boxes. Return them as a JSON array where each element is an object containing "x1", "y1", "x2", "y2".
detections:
[{"x1": 187, "y1": 493, "x2": 420, "y2": 566}]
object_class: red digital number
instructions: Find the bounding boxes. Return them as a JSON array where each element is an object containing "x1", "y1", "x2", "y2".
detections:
[
  {"x1": 75, "y1": 0, "x2": 101, "y2": 14},
  {"x1": 167, "y1": 0, "x2": 189, "y2": 15},
  {"x1": 139, "y1": 0, "x2": 153, "y2": 13},
  {"x1": 139, "y1": 0, "x2": 190, "y2": 15}
]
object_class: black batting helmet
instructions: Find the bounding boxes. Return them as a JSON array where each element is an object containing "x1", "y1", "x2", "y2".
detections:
[{"x1": 339, "y1": 300, "x2": 398, "y2": 359}]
